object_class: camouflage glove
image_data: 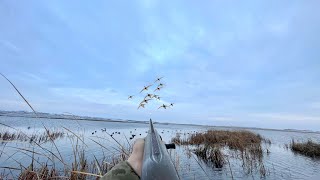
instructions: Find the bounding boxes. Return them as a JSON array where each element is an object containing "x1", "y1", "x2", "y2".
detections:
[{"x1": 101, "y1": 161, "x2": 140, "y2": 180}]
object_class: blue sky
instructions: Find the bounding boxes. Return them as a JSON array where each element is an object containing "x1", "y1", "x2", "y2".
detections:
[{"x1": 1, "y1": 0, "x2": 320, "y2": 130}]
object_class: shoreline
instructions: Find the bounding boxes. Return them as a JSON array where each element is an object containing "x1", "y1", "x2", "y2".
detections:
[{"x1": 1, "y1": 113, "x2": 319, "y2": 135}]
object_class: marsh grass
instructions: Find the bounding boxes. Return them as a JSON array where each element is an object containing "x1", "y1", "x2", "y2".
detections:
[
  {"x1": 0, "y1": 129, "x2": 64, "y2": 144},
  {"x1": 0, "y1": 127, "x2": 131, "y2": 179},
  {"x1": 16, "y1": 151, "x2": 126, "y2": 180},
  {"x1": 194, "y1": 145, "x2": 225, "y2": 168},
  {"x1": 173, "y1": 130, "x2": 262, "y2": 147},
  {"x1": 0, "y1": 73, "x2": 135, "y2": 179},
  {"x1": 172, "y1": 130, "x2": 269, "y2": 177},
  {"x1": 291, "y1": 140, "x2": 320, "y2": 158}
]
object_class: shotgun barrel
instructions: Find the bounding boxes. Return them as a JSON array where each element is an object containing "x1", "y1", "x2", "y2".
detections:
[{"x1": 141, "y1": 119, "x2": 180, "y2": 180}]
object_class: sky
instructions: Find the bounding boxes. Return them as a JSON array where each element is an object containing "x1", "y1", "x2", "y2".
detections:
[{"x1": 1, "y1": 0, "x2": 320, "y2": 131}]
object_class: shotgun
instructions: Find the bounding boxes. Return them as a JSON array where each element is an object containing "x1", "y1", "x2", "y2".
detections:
[{"x1": 141, "y1": 119, "x2": 180, "y2": 180}]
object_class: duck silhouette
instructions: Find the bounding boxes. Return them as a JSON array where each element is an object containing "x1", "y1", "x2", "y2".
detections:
[
  {"x1": 154, "y1": 87, "x2": 163, "y2": 92},
  {"x1": 140, "y1": 98, "x2": 152, "y2": 104},
  {"x1": 144, "y1": 93, "x2": 154, "y2": 99},
  {"x1": 138, "y1": 103, "x2": 146, "y2": 109},
  {"x1": 140, "y1": 84, "x2": 153, "y2": 93},
  {"x1": 154, "y1": 77, "x2": 163, "y2": 83},
  {"x1": 157, "y1": 83, "x2": 165, "y2": 88},
  {"x1": 158, "y1": 104, "x2": 169, "y2": 109}
]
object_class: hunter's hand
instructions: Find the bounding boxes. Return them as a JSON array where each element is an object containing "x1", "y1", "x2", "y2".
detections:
[{"x1": 127, "y1": 138, "x2": 144, "y2": 177}]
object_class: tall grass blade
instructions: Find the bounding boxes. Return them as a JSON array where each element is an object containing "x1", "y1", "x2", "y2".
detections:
[
  {"x1": 63, "y1": 127, "x2": 88, "y2": 148},
  {"x1": 93, "y1": 155, "x2": 102, "y2": 176},
  {"x1": 0, "y1": 73, "x2": 37, "y2": 115}
]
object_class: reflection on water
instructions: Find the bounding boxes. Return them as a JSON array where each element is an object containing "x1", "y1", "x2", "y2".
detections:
[{"x1": 1, "y1": 116, "x2": 320, "y2": 179}]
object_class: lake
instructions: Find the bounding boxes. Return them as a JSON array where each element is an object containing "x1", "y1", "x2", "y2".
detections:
[{"x1": 1, "y1": 116, "x2": 320, "y2": 179}]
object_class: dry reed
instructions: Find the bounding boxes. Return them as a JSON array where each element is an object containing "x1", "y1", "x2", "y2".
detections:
[
  {"x1": 172, "y1": 130, "x2": 269, "y2": 177},
  {"x1": 291, "y1": 139, "x2": 320, "y2": 158},
  {"x1": 0, "y1": 130, "x2": 64, "y2": 143}
]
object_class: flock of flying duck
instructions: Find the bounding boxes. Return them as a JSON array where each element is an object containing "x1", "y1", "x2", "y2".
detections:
[{"x1": 128, "y1": 77, "x2": 174, "y2": 110}]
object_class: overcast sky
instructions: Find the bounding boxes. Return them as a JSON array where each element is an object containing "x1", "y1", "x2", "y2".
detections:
[{"x1": 1, "y1": 0, "x2": 320, "y2": 131}]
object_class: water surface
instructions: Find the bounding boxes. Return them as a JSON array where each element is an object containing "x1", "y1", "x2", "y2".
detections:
[{"x1": 1, "y1": 116, "x2": 320, "y2": 179}]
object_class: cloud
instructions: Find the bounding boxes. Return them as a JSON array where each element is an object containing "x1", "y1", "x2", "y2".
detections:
[
  {"x1": 310, "y1": 102, "x2": 320, "y2": 109},
  {"x1": 17, "y1": 72, "x2": 48, "y2": 84},
  {"x1": 249, "y1": 113, "x2": 320, "y2": 122},
  {"x1": 0, "y1": 99, "x2": 26, "y2": 111},
  {"x1": 1, "y1": 0, "x2": 320, "y2": 130},
  {"x1": 0, "y1": 40, "x2": 20, "y2": 54},
  {"x1": 50, "y1": 87, "x2": 128, "y2": 105},
  {"x1": 207, "y1": 116, "x2": 235, "y2": 122},
  {"x1": 138, "y1": 0, "x2": 158, "y2": 10}
]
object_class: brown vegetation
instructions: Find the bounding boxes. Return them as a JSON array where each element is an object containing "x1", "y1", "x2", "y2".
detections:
[
  {"x1": 172, "y1": 130, "x2": 269, "y2": 177},
  {"x1": 0, "y1": 128, "x2": 131, "y2": 179},
  {"x1": 194, "y1": 145, "x2": 225, "y2": 168},
  {"x1": 291, "y1": 140, "x2": 320, "y2": 158},
  {"x1": 17, "y1": 152, "x2": 126, "y2": 180},
  {"x1": 173, "y1": 130, "x2": 262, "y2": 149},
  {"x1": 0, "y1": 129, "x2": 64, "y2": 143}
]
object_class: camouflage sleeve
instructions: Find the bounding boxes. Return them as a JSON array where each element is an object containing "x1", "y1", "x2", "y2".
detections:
[{"x1": 101, "y1": 161, "x2": 140, "y2": 180}]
